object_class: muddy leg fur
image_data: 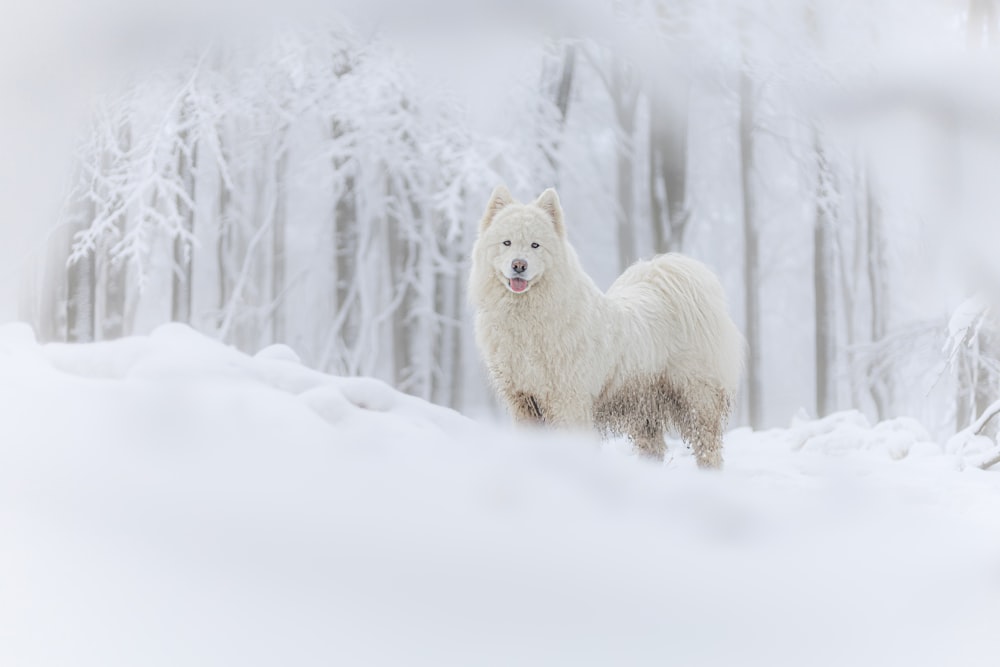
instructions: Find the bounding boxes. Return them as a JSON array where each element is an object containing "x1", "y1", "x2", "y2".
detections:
[
  {"x1": 504, "y1": 390, "x2": 545, "y2": 425},
  {"x1": 669, "y1": 384, "x2": 729, "y2": 469},
  {"x1": 628, "y1": 417, "x2": 666, "y2": 460}
]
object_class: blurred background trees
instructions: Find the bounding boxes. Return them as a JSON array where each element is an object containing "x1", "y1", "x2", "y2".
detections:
[{"x1": 17, "y1": 0, "x2": 1000, "y2": 436}]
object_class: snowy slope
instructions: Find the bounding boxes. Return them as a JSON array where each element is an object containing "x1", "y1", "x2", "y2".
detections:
[{"x1": 1, "y1": 323, "x2": 999, "y2": 667}]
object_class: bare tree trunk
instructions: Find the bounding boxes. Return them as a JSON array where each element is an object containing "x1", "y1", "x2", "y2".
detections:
[
  {"x1": 271, "y1": 149, "x2": 288, "y2": 344},
  {"x1": 866, "y1": 180, "x2": 891, "y2": 421},
  {"x1": 66, "y1": 256, "x2": 96, "y2": 342},
  {"x1": 974, "y1": 318, "x2": 999, "y2": 437},
  {"x1": 405, "y1": 198, "x2": 435, "y2": 400},
  {"x1": 648, "y1": 115, "x2": 666, "y2": 255},
  {"x1": 95, "y1": 120, "x2": 130, "y2": 340},
  {"x1": 957, "y1": 353, "x2": 975, "y2": 431},
  {"x1": 838, "y1": 157, "x2": 872, "y2": 411},
  {"x1": 387, "y1": 177, "x2": 416, "y2": 390},
  {"x1": 449, "y1": 236, "x2": 465, "y2": 411},
  {"x1": 648, "y1": 82, "x2": 690, "y2": 254},
  {"x1": 37, "y1": 225, "x2": 70, "y2": 342},
  {"x1": 333, "y1": 174, "x2": 357, "y2": 360},
  {"x1": 172, "y1": 126, "x2": 197, "y2": 324},
  {"x1": 739, "y1": 66, "x2": 763, "y2": 429},
  {"x1": 545, "y1": 43, "x2": 577, "y2": 182},
  {"x1": 216, "y1": 186, "x2": 231, "y2": 329},
  {"x1": 433, "y1": 256, "x2": 451, "y2": 407},
  {"x1": 616, "y1": 135, "x2": 635, "y2": 272},
  {"x1": 102, "y1": 254, "x2": 127, "y2": 339},
  {"x1": 216, "y1": 135, "x2": 233, "y2": 332},
  {"x1": 611, "y1": 63, "x2": 639, "y2": 273},
  {"x1": 66, "y1": 207, "x2": 96, "y2": 343},
  {"x1": 554, "y1": 44, "x2": 576, "y2": 122},
  {"x1": 430, "y1": 211, "x2": 466, "y2": 408},
  {"x1": 814, "y1": 136, "x2": 836, "y2": 417}
]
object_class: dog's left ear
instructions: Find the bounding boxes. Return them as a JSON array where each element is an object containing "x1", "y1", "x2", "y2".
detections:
[
  {"x1": 534, "y1": 188, "x2": 565, "y2": 237},
  {"x1": 481, "y1": 185, "x2": 514, "y2": 231}
]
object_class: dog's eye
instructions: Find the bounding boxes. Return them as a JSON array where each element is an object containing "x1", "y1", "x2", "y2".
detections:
[
  {"x1": 531, "y1": 242, "x2": 539, "y2": 249},
  {"x1": 503, "y1": 240, "x2": 511, "y2": 246}
]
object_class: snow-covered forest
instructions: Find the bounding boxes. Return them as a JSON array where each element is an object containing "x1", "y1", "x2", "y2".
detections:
[
  {"x1": 5, "y1": 2, "x2": 1000, "y2": 664},
  {"x1": 7, "y1": 0, "x2": 997, "y2": 434}
]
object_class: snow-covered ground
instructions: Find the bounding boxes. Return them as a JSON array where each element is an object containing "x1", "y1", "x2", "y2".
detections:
[{"x1": 2, "y1": 323, "x2": 999, "y2": 666}]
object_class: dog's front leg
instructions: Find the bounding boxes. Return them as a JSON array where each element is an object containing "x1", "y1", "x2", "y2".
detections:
[
  {"x1": 505, "y1": 390, "x2": 545, "y2": 424},
  {"x1": 490, "y1": 368, "x2": 545, "y2": 425}
]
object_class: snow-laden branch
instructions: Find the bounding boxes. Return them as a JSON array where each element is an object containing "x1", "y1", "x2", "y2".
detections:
[{"x1": 971, "y1": 399, "x2": 1000, "y2": 469}]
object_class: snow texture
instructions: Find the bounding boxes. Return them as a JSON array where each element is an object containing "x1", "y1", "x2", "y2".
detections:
[{"x1": 2, "y1": 323, "x2": 999, "y2": 666}]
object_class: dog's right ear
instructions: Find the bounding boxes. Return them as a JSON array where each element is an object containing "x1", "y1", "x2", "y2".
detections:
[
  {"x1": 481, "y1": 185, "x2": 513, "y2": 231},
  {"x1": 534, "y1": 188, "x2": 565, "y2": 237}
]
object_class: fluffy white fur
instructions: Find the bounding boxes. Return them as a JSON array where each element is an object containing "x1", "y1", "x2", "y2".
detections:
[{"x1": 469, "y1": 185, "x2": 744, "y2": 468}]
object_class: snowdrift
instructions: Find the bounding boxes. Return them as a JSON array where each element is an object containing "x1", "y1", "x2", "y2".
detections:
[{"x1": 2, "y1": 323, "x2": 999, "y2": 666}]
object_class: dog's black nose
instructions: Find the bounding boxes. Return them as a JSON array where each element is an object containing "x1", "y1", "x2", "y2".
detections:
[{"x1": 512, "y1": 259, "x2": 527, "y2": 274}]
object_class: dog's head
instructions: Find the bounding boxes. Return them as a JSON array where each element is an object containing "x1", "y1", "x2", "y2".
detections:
[{"x1": 473, "y1": 185, "x2": 566, "y2": 295}]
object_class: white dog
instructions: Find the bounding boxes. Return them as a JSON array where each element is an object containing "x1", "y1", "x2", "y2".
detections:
[{"x1": 469, "y1": 186, "x2": 744, "y2": 468}]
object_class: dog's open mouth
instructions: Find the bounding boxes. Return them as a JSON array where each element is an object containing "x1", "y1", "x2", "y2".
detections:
[{"x1": 508, "y1": 277, "x2": 529, "y2": 293}]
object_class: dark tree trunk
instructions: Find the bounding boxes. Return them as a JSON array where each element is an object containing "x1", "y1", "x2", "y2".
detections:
[
  {"x1": 37, "y1": 223, "x2": 71, "y2": 342},
  {"x1": 171, "y1": 232, "x2": 193, "y2": 324},
  {"x1": 334, "y1": 174, "x2": 357, "y2": 353},
  {"x1": 386, "y1": 177, "x2": 415, "y2": 390},
  {"x1": 649, "y1": 83, "x2": 690, "y2": 254},
  {"x1": 554, "y1": 44, "x2": 576, "y2": 123},
  {"x1": 67, "y1": 232, "x2": 96, "y2": 343},
  {"x1": 866, "y1": 181, "x2": 890, "y2": 421},
  {"x1": 616, "y1": 133, "x2": 636, "y2": 272},
  {"x1": 545, "y1": 43, "x2": 577, "y2": 182},
  {"x1": 271, "y1": 149, "x2": 288, "y2": 344},
  {"x1": 102, "y1": 255, "x2": 127, "y2": 340},
  {"x1": 449, "y1": 236, "x2": 465, "y2": 411},
  {"x1": 814, "y1": 138, "x2": 836, "y2": 418},
  {"x1": 739, "y1": 66, "x2": 763, "y2": 429},
  {"x1": 611, "y1": 62, "x2": 639, "y2": 272},
  {"x1": 216, "y1": 145, "x2": 232, "y2": 331},
  {"x1": 172, "y1": 128, "x2": 197, "y2": 324}
]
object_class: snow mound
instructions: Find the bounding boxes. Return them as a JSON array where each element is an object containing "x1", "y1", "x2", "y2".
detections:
[
  {"x1": 787, "y1": 410, "x2": 944, "y2": 461},
  {"x1": 1, "y1": 324, "x2": 999, "y2": 667},
  {"x1": 254, "y1": 343, "x2": 303, "y2": 364}
]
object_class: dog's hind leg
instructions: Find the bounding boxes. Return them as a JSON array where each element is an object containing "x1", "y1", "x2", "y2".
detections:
[
  {"x1": 670, "y1": 383, "x2": 728, "y2": 469},
  {"x1": 628, "y1": 417, "x2": 666, "y2": 460}
]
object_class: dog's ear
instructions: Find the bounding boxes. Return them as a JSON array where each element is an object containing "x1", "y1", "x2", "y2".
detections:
[
  {"x1": 481, "y1": 185, "x2": 514, "y2": 231},
  {"x1": 534, "y1": 188, "x2": 565, "y2": 237}
]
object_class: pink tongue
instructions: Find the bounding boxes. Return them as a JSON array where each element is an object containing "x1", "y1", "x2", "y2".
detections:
[{"x1": 509, "y1": 277, "x2": 528, "y2": 293}]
